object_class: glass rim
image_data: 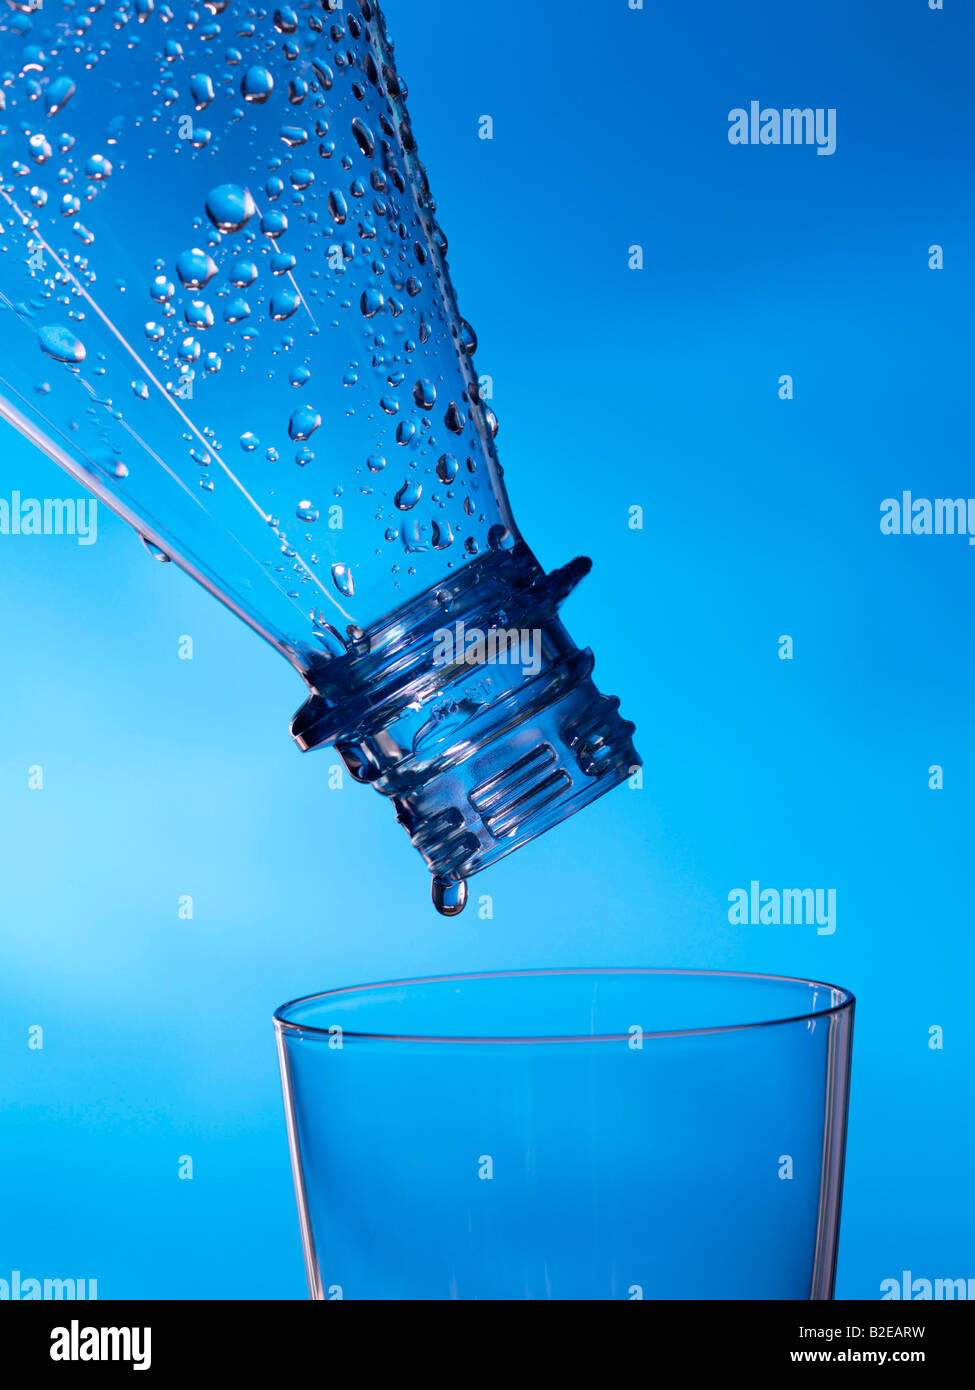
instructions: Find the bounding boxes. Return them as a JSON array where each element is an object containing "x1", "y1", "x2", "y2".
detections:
[{"x1": 273, "y1": 967, "x2": 856, "y2": 1046}]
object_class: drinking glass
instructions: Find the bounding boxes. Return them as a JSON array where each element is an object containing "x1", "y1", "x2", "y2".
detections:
[{"x1": 274, "y1": 968, "x2": 855, "y2": 1299}]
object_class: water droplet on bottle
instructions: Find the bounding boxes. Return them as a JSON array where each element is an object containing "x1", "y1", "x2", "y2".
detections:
[
  {"x1": 296, "y1": 500, "x2": 319, "y2": 522},
  {"x1": 150, "y1": 274, "x2": 175, "y2": 302},
  {"x1": 270, "y1": 288, "x2": 300, "y2": 320},
  {"x1": 328, "y1": 189, "x2": 348, "y2": 225},
  {"x1": 241, "y1": 65, "x2": 274, "y2": 103},
  {"x1": 396, "y1": 421, "x2": 415, "y2": 446},
  {"x1": 288, "y1": 403, "x2": 321, "y2": 441},
  {"x1": 229, "y1": 259, "x2": 257, "y2": 287},
  {"x1": 289, "y1": 365, "x2": 311, "y2": 387},
  {"x1": 223, "y1": 296, "x2": 250, "y2": 323},
  {"x1": 432, "y1": 518, "x2": 454, "y2": 550},
  {"x1": 394, "y1": 479, "x2": 422, "y2": 510},
  {"x1": 189, "y1": 73, "x2": 215, "y2": 110},
  {"x1": 273, "y1": 6, "x2": 298, "y2": 33},
  {"x1": 45, "y1": 76, "x2": 76, "y2": 117},
  {"x1": 270, "y1": 251, "x2": 297, "y2": 276},
  {"x1": 366, "y1": 452, "x2": 385, "y2": 473},
  {"x1": 28, "y1": 134, "x2": 52, "y2": 163},
  {"x1": 436, "y1": 452, "x2": 458, "y2": 483},
  {"x1": 488, "y1": 524, "x2": 515, "y2": 551},
  {"x1": 413, "y1": 378, "x2": 436, "y2": 410},
  {"x1": 444, "y1": 401, "x2": 465, "y2": 435},
  {"x1": 185, "y1": 300, "x2": 214, "y2": 330},
  {"x1": 330, "y1": 562, "x2": 354, "y2": 597},
  {"x1": 239, "y1": 431, "x2": 260, "y2": 452},
  {"x1": 360, "y1": 287, "x2": 384, "y2": 318},
  {"x1": 205, "y1": 183, "x2": 256, "y2": 232},
  {"x1": 459, "y1": 318, "x2": 478, "y2": 355},
  {"x1": 261, "y1": 209, "x2": 288, "y2": 239},
  {"x1": 37, "y1": 323, "x2": 85, "y2": 364},
  {"x1": 140, "y1": 535, "x2": 171, "y2": 562},
  {"x1": 351, "y1": 117, "x2": 375, "y2": 158},
  {"x1": 432, "y1": 876, "x2": 467, "y2": 917},
  {"x1": 132, "y1": 379, "x2": 149, "y2": 400},
  {"x1": 176, "y1": 247, "x2": 217, "y2": 288},
  {"x1": 84, "y1": 152, "x2": 113, "y2": 181}
]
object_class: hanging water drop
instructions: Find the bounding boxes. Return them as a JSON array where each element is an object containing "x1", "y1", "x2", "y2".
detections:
[{"x1": 432, "y1": 877, "x2": 467, "y2": 917}]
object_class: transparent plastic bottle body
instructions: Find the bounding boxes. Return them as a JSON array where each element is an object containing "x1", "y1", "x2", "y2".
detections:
[{"x1": 0, "y1": 1, "x2": 639, "y2": 907}]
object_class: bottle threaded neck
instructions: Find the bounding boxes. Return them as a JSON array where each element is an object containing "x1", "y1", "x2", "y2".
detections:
[{"x1": 291, "y1": 543, "x2": 639, "y2": 899}]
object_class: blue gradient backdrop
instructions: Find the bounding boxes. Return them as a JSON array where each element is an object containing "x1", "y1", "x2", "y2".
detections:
[{"x1": 1, "y1": 0, "x2": 972, "y2": 1298}]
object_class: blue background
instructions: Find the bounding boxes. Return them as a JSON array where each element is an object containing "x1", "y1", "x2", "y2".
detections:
[{"x1": 1, "y1": 0, "x2": 972, "y2": 1298}]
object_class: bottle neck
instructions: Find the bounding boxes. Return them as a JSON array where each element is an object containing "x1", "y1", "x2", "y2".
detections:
[{"x1": 291, "y1": 542, "x2": 639, "y2": 902}]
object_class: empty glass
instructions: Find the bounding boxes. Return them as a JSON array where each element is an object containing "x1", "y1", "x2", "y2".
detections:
[{"x1": 275, "y1": 968, "x2": 855, "y2": 1299}]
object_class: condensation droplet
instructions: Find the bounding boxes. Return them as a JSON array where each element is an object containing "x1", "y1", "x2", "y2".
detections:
[
  {"x1": 205, "y1": 182, "x2": 256, "y2": 232},
  {"x1": 331, "y1": 562, "x2": 354, "y2": 597},
  {"x1": 433, "y1": 876, "x2": 467, "y2": 917},
  {"x1": 189, "y1": 73, "x2": 215, "y2": 110},
  {"x1": 288, "y1": 403, "x2": 321, "y2": 441},
  {"x1": 269, "y1": 288, "x2": 300, "y2": 321},
  {"x1": 229, "y1": 259, "x2": 258, "y2": 287},
  {"x1": 45, "y1": 76, "x2": 76, "y2": 117},
  {"x1": 241, "y1": 66, "x2": 274, "y2": 103},
  {"x1": 351, "y1": 117, "x2": 375, "y2": 158},
  {"x1": 176, "y1": 247, "x2": 217, "y2": 288},
  {"x1": 436, "y1": 452, "x2": 458, "y2": 483},
  {"x1": 413, "y1": 378, "x2": 436, "y2": 410},
  {"x1": 394, "y1": 479, "x2": 422, "y2": 510},
  {"x1": 37, "y1": 323, "x2": 85, "y2": 364},
  {"x1": 360, "y1": 287, "x2": 384, "y2": 318}
]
